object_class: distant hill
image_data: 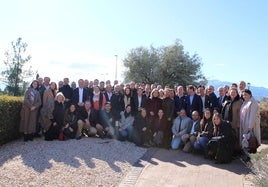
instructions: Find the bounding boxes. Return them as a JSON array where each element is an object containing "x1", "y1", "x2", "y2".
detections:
[{"x1": 207, "y1": 80, "x2": 268, "y2": 100}]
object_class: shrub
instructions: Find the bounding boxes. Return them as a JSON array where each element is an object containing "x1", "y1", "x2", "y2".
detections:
[
  {"x1": 0, "y1": 95, "x2": 23, "y2": 145},
  {"x1": 260, "y1": 104, "x2": 268, "y2": 139}
]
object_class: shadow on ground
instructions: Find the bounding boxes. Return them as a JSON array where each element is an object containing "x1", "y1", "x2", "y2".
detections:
[{"x1": 0, "y1": 138, "x2": 146, "y2": 173}]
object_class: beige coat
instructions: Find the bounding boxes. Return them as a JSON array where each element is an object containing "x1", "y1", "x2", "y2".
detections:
[
  {"x1": 39, "y1": 89, "x2": 55, "y2": 131},
  {"x1": 20, "y1": 88, "x2": 41, "y2": 133},
  {"x1": 240, "y1": 97, "x2": 261, "y2": 146},
  {"x1": 231, "y1": 99, "x2": 243, "y2": 129}
]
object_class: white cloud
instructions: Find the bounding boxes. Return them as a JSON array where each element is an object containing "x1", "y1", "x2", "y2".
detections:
[{"x1": 215, "y1": 63, "x2": 225, "y2": 67}]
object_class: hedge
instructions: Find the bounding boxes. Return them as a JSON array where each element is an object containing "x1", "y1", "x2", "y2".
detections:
[{"x1": 0, "y1": 95, "x2": 23, "y2": 145}]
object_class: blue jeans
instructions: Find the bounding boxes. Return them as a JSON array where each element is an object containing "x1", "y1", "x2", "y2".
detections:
[
  {"x1": 119, "y1": 125, "x2": 133, "y2": 140},
  {"x1": 171, "y1": 136, "x2": 182, "y2": 150},
  {"x1": 194, "y1": 136, "x2": 209, "y2": 155}
]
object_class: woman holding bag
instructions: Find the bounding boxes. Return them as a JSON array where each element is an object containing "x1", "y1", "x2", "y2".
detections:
[{"x1": 240, "y1": 89, "x2": 261, "y2": 151}]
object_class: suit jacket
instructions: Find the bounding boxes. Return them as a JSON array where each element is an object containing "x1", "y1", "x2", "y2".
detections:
[
  {"x1": 208, "y1": 92, "x2": 218, "y2": 110},
  {"x1": 174, "y1": 95, "x2": 187, "y2": 113},
  {"x1": 104, "y1": 91, "x2": 114, "y2": 102},
  {"x1": 78, "y1": 108, "x2": 100, "y2": 128},
  {"x1": 217, "y1": 95, "x2": 227, "y2": 112},
  {"x1": 111, "y1": 92, "x2": 125, "y2": 120},
  {"x1": 163, "y1": 97, "x2": 176, "y2": 119},
  {"x1": 72, "y1": 87, "x2": 89, "y2": 105},
  {"x1": 172, "y1": 116, "x2": 192, "y2": 136},
  {"x1": 200, "y1": 95, "x2": 211, "y2": 111},
  {"x1": 185, "y1": 94, "x2": 203, "y2": 118},
  {"x1": 186, "y1": 120, "x2": 201, "y2": 135},
  {"x1": 59, "y1": 85, "x2": 73, "y2": 100},
  {"x1": 131, "y1": 94, "x2": 148, "y2": 116}
]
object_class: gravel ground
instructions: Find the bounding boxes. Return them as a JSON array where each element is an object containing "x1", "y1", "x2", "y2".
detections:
[{"x1": 0, "y1": 138, "x2": 147, "y2": 187}]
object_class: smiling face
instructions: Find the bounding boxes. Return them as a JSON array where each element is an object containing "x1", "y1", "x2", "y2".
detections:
[
  {"x1": 213, "y1": 115, "x2": 221, "y2": 126},
  {"x1": 31, "y1": 81, "x2": 38, "y2": 89},
  {"x1": 204, "y1": 109, "x2": 211, "y2": 120},
  {"x1": 69, "y1": 104, "x2": 76, "y2": 112},
  {"x1": 125, "y1": 105, "x2": 131, "y2": 113},
  {"x1": 141, "y1": 108, "x2": 147, "y2": 118},
  {"x1": 242, "y1": 92, "x2": 251, "y2": 101}
]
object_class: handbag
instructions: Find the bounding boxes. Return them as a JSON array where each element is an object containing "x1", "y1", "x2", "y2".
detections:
[
  {"x1": 58, "y1": 131, "x2": 64, "y2": 141},
  {"x1": 248, "y1": 132, "x2": 259, "y2": 153}
]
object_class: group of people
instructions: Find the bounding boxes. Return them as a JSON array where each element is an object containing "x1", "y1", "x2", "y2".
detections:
[{"x1": 19, "y1": 77, "x2": 261, "y2": 163}]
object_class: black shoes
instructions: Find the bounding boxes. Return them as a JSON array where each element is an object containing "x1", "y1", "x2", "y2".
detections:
[{"x1": 24, "y1": 134, "x2": 34, "y2": 142}]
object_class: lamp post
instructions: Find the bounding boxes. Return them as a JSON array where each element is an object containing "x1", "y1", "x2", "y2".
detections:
[
  {"x1": 247, "y1": 82, "x2": 251, "y2": 90},
  {"x1": 115, "y1": 55, "x2": 118, "y2": 80}
]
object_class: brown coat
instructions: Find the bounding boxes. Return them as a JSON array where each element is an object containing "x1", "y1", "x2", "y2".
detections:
[
  {"x1": 231, "y1": 99, "x2": 242, "y2": 129},
  {"x1": 20, "y1": 88, "x2": 41, "y2": 133},
  {"x1": 39, "y1": 89, "x2": 55, "y2": 131}
]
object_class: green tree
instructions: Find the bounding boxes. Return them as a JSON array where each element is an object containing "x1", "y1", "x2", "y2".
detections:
[
  {"x1": 1, "y1": 38, "x2": 32, "y2": 96},
  {"x1": 123, "y1": 40, "x2": 207, "y2": 87},
  {"x1": 123, "y1": 46, "x2": 160, "y2": 84}
]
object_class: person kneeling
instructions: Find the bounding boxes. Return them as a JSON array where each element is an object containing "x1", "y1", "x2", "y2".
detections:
[
  {"x1": 118, "y1": 105, "x2": 134, "y2": 141},
  {"x1": 208, "y1": 114, "x2": 234, "y2": 164}
]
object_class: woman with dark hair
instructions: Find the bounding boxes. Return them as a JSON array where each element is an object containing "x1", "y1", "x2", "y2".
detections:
[
  {"x1": 123, "y1": 87, "x2": 132, "y2": 108},
  {"x1": 63, "y1": 104, "x2": 78, "y2": 139},
  {"x1": 152, "y1": 109, "x2": 169, "y2": 147},
  {"x1": 221, "y1": 88, "x2": 242, "y2": 154},
  {"x1": 131, "y1": 108, "x2": 150, "y2": 146},
  {"x1": 240, "y1": 89, "x2": 261, "y2": 151},
  {"x1": 208, "y1": 113, "x2": 234, "y2": 163},
  {"x1": 193, "y1": 108, "x2": 214, "y2": 157},
  {"x1": 118, "y1": 104, "x2": 134, "y2": 141},
  {"x1": 20, "y1": 80, "x2": 41, "y2": 141}
]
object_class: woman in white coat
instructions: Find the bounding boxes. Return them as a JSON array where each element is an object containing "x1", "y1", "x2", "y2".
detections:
[{"x1": 240, "y1": 89, "x2": 261, "y2": 147}]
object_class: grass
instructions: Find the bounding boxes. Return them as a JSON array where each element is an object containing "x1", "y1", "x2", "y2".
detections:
[{"x1": 250, "y1": 147, "x2": 268, "y2": 186}]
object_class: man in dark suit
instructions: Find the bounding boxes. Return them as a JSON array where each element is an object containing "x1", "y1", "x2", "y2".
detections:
[
  {"x1": 59, "y1": 78, "x2": 73, "y2": 109},
  {"x1": 76, "y1": 100, "x2": 98, "y2": 139},
  {"x1": 131, "y1": 87, "x2": 147, "y2": 116},
  {"x1": 207, "y1": 85, "x2": 218, "y2": 111},
  {"x1": 217, "y1": 86, "x2": 227, "y2": 112},
  {"x1": 72, "y1": 79, "x2": 89, "y2": 108},
  {"x1": 174, "y1": 86, "x2": 187, "y2": 116},
  {"x1": 182, "y1": 110, "x2": 201, "y2": 152},
  {"x1": 110, "y1": 84, "x2": 125, "y2": 122},
  {"x1": 104, "y1": 84, "x2": 113, "y2": 102},
  {"x1": 197, "y1": 85, "x2": 211, "y2": 117},
  {"x1": 185, "y1": 85, "x2": 203, "y2": 118}
]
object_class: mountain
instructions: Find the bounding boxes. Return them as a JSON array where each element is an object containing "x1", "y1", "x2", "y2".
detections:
[{"x1": 207, "y1": 80, "x2": 268, "y2": 100}]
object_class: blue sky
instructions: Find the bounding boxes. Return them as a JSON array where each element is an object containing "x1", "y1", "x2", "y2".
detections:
[{"x1": 0, "y1": 0, "x2": 267, "y2": 89}]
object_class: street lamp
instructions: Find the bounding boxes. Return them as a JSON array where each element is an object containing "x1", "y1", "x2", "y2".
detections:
[
  {"x1": 115, "y1": 55, "x2": 118, "y2": 80},
  {"x1": 247, "y1": 82, "x2": 251, "y2": 90}
]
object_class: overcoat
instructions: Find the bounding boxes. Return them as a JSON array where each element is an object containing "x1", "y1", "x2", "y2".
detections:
[{"x1": 20, "y1": 87, "x2": 41, "y2": 133}]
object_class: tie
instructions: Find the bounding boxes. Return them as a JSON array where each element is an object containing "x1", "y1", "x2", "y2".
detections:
[{"x1": 219, "y1": 97, "x2": 222, "y2": 105}]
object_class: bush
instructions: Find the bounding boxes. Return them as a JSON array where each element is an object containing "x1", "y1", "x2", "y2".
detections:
[
  {"x1": 260, "y1": 104, "x2": 268, "y2": 139},
  {"x1": 0, "y1": 95, "x2": 23, "y2": 145}
]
